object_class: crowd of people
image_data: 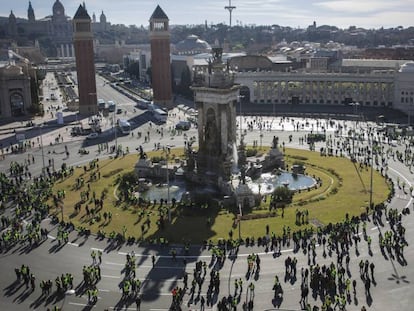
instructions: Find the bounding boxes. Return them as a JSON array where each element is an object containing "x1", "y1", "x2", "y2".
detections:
[{"x1": 0, "y1": 116, "x2": 413, "y2": 311}]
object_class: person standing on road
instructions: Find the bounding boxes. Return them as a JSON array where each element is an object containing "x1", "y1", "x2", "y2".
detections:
[
  {"x1": 98, "y1": 250, "x2": 102, "y2": 264},
  {"x1": 135, "y1": 295, "x2": 141, "y2": 310},
  {"x1": 248, "y1": 282, "x2": 255, "y2": 301}
]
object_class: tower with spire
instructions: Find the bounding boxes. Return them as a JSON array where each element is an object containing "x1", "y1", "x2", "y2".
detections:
[
  {"x1": 149, "y1": 5, "x2": 173, "y2": 109},
  {"x1": 28, "y1": 1, "x2": 35, "y2": 23},
  {"x1": 99, "y1": 11, "x2": 107, "y2": 31},
  {"x1": 8, "y1": 11, "x2": 17, "y2": 37},
  {"x1": 73, "y1": 3, "x2": 97, "y2": 115}
]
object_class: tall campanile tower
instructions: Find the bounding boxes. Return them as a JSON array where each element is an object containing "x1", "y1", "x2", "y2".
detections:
[
  {"x1": 149, "y1": 5, "x2": 173, "y2": 109},
  {"x1": 73, "y1": 4, "x2": 97, "y2": 115}
]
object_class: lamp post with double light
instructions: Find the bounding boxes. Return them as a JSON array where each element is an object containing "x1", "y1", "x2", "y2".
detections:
[
  {"x1": 238, "y1": 95, "x2": 245, "y2": 144},
  {"x1": 38, "y1": 124, "x2": 46, "y2": 176}
]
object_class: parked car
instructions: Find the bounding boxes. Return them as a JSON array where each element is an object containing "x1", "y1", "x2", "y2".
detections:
[
  {"x1": 86, "y1": 132, "x2": 99, "y2": 140},
  {"x1": 175, "y1": 121, "x2": 191, "y2": 130}
]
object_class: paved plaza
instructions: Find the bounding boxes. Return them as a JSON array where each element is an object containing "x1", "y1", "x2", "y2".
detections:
[{"x1": 0, "y1": 72, "x2": 413, "y2": 311}]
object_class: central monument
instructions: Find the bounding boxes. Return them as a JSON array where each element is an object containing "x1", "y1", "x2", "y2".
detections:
[{"x1": 191, "y1": 48, "x2": 240, "y2": 193}]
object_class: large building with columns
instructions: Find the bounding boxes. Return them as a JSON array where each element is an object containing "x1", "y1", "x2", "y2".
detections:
[
  {"x1": 235, "y1": 71, "x2": 395, "y2": 107},
  {"x1": 193, "y1": 54, "x2": 414, "y2": 119}
]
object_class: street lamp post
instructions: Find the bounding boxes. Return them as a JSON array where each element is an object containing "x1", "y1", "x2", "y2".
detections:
[
  {"x1": 238, "y1": 95, "x2": 245, "y2": 144},
  {"x1": 163, "y1": 149, "x2": 171, "y2": 222},
  {"x1": 38, "y1": 124, "x2": 46, "y2": 175},
  {"x1": 113, "y1": 110, "x2": 118, "y2": 154},
  {"x1": 369, "y1": 136, "x2": 374, "y2": 210},
  {"x1": 350, "y1": 102, "x2": 359, "y2": 159},
  {"x1": 167, "y1": 155, "x2": 170, "y2": 222},
  {"x1": 238, "y1": 203, "x2": 242, "y2": 240}
]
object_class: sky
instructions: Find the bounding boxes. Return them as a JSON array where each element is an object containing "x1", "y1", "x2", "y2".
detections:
[{"x1": 2, "y1": 0, "x2": 414, "y2": 29}]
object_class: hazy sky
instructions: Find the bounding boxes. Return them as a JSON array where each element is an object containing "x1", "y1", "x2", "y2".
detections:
[{"x1": 2, "y1": 0, "x2": 414, "y2": 29}]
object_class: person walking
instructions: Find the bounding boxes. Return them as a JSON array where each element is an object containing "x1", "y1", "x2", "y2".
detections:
[
  {"x1": 135, "y1": 295, "x2": 141, "y2": 310},
  {"x1": 248, "y1": 282, "x2": 255, "y2": 301},
  {"x1": 370, "y1": 262, "x2": 375, "y2": 280},
  {"x1": 98, "y1": 250, "x2": 102, "y2": 264}
]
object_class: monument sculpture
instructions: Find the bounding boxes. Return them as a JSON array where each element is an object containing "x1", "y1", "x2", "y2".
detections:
[{"x1": 189, "y1": 47, "x2": 240, "y2": 192}]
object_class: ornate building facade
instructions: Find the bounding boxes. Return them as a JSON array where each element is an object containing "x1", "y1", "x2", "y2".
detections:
[
  {"x1": 2, "y1": 1, "x2": 109, "y2": 57},
  {"x1": 0, "y1": 50, "x2": 39, "y2": 118}
]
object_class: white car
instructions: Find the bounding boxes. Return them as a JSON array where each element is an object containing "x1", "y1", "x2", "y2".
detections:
[{"x1": 86, "y1": 132, "x2": 99, "y2": 140}]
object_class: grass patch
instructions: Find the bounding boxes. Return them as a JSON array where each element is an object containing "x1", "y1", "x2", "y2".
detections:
[{"x1": 51, "y1": 147, "x2": 390, "y2": 243}]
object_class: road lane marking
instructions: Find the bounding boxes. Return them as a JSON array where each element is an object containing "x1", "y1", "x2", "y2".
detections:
[
  {"x1": 104, "y1": 261, "x2": 124, "y2": 266},
  {"x1": 101, "y1": 274, "x2": 120, "y2": 279}
]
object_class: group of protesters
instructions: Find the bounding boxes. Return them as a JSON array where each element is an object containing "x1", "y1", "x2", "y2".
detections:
[
  {"x1": 116, "y1": 251, "x2": 142, "y2": 308},
  {"x1": 1, "y1": 116, "x2": 413, "y2": 311}
]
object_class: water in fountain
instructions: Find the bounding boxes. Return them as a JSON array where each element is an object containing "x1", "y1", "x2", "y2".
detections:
[
  {"x1": 137, "y1": 180, "x2": 219, "y2": 202},
  {"x1": 232, "y1": 142, "x2": 239, "y2": 174},
  {"x1": 247, "y1": 172, "x2": 316, "y2": 194},
  {"x1": 137, "y1": 182, "x2": 186, "y2": 202}
]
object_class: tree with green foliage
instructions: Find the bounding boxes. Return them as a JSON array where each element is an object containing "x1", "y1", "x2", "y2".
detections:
[
  {"x1": 118, "y1": 171, "x2": 139, "y2": 200},
  {"x1": 179, "y1": 66, "x2": 193, "y2": 98},
  {"x1": 271, "y1": 186, "x2": 293, "y2": 206},
  {"x1": 125, "y1": 61, "x2": 140, "y2": 79}
]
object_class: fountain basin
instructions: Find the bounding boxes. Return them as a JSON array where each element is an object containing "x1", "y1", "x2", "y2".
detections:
[{"x1": 247, "y1": 172, "x2": 316, "y2": 195}]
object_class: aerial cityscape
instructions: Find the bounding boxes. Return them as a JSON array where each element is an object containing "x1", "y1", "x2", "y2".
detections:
[
  {"x1": 0, "y1": 1, "x2": 414, "y2": 310},
  {"x1": 1, "y1": 0, "x2": 413, "y2": 28}
]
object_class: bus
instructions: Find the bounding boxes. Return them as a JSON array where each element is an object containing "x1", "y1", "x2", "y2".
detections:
[
  {"x1": 108, "y1": 100, "x2": 116, "y2": 112},
  {"x1": 97, "y1": 98, "x2": 106, "y2": 110},
  {"x1": 117, "y1": 119, "x2": 131, "y2": 135},
  {"x1": 153, "y1": 108, "x2": 167, "y2": 123}
]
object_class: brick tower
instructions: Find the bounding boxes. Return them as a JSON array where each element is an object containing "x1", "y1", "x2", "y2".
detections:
[
  {"x1": 73, "y1": 4, "x2": 97, "y2": 115},
  {"x1": 149, "y1": 5, "x2": 173, "y2": 109}
]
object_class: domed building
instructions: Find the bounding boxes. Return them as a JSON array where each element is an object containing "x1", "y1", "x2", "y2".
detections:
[
  {"x1": 170, "y1": 35, "x2": 212, "y2": 88},
  {"x1": 49, "y1": 0, "x2": 71, "y2": 40},
  {"x1": 174, "y1": 35, "x2": 211, "y2": 55},
  {"x1": 52, "y1": 0, "x2": 66, "y2": 21},
  {"x1": 1, "y1": 1, "x2": 110, "y2": 57}
]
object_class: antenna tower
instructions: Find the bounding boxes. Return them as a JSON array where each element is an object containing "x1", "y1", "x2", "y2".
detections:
[{"x1": 224, "y1": 0, "x2": 236, "y2": 27}]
